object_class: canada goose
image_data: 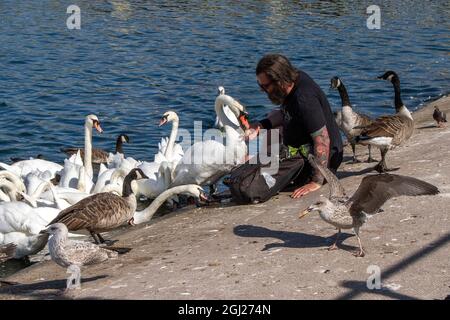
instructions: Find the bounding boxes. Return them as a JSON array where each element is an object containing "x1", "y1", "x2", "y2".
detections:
[
  {"x1": 299, "y1": 155, "x2": 439, "y2": 257},
  {"x1": 330, "y1": 77, "x2": 374, "y2": 163},
  {"x1": 48, "y1": 168, "x2": 148, "y2": 244},
  {"x1": 41, "y1": 223, "x2": 128, "y2": 289},
  {"x1": 61, "y1": 134, "x2": 130, "y2": 165},
  {"x1": 433, "y1": 106, "x2": 447, "y2": 127},
  {"x1": 130, "y1": 184, "x2": 208, "y2": 225},
  {"x1": 355, "y1": 71, "x2": 414, "y2": 173}
]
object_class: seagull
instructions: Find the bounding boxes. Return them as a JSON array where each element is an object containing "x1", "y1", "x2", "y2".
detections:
[
  {"x1": 299, "y1": 154, "x2": 439, "y2": 257},
  {"x1": 41, "y1": 223, "x2": 129, "y2": 289},
  {"x1": 0, "y1": 243, "x2": 16, "y2": 263},
  {"x1": 433, "y1": 106, "x2": 447, "y2": 128}
]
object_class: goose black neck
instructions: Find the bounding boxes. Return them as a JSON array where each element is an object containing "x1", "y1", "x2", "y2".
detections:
[
  {"x1": 391, "y1": 77, "x2": 404, "y2": 110},
  {"x1": 116, "y1": 136, "x2": 124, "y2": 154},
  {"x1": 122, "y1": 174, "x2": 134, "y2": 197},
  {"x1": 337, "y1": 83, "x2": 351, "y2": 107}
]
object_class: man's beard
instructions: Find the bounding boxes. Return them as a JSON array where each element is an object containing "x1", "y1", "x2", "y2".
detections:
[{"x1": 267, "y1": 85, "x2": 287, "y2": 105}]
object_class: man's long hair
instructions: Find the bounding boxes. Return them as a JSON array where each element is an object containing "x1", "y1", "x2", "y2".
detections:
[{"x1": 256, "y1": 54, "x2": 299, "y2": 87}]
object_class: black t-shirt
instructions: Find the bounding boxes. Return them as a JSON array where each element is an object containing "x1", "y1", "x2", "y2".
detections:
[{"x1": 262, "y1": 70, "x2": 343, "y2": 157}]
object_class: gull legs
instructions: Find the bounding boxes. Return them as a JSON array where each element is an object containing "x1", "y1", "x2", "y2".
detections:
[{"x1": 353, "y1": 227, "x2": 366, "y2": 257}]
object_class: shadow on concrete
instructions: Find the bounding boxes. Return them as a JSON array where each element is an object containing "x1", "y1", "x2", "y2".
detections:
[
  {"x1": 336, "y1": 167, "x2": 376, "y2": 179},
  {"x1": 234, "y1": 224, "x2": 356, "y2": 252},
  {"x1": 417, "y1": 125, "x2": 438, "y2": 130},
  {"x1": 0, "y1": 275, "x2": 107, "y2": 300},
  {"x1": 335, "y1": 231, "x2": 450, "y2": 300},
  {"x1": 338, "y1": 280, "x2": 419, "y2": 300}
]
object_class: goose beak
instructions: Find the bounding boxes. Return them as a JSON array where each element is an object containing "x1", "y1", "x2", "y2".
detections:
[
  {"x1": 159, "y1": 116, "x2": 168, "y2": 126},
  {"x1": 94, "y1": 121, "x2": 103, "y2": 133},
  {"x1": 299, "y1": 207, "x2": 313, "y2": 219}
]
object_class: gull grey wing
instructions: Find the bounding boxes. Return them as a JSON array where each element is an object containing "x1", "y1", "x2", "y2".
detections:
[
  {"x1": 307, "y1": 154, "x2": 346, "y2": 199},
  {"x1": 64, "y1": 240, "x2": 112, "y2": 265},
  {"x1": 349, "y1": 174, "x2": 439, "y2": 215}
]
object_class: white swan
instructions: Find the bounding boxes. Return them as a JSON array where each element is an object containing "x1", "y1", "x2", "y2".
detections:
[
  {"x1": 137, "y1": 111, "x2": 182, "y2": 178},
  {"x1": 130, "y1": 184, "x2": 207, "y2": 225},
  {"x1": 0, "y1": 159, "x2": 63, "y2": 180},
  {"x1": 133, "y1": 161, "x2": 172, "y2": 199},
  {"x1": 0, "y1": 180, "x2": 87, "y2": 259},
  {"x1": 156, "y1": 111, "x2": 184, "y2": 165},
  {"x1": 0, "y1": 169, "x2": 31, "y2": 195},
  {"x1": 58, "y1": 151, "x2": 83, "y2": 189},
  {"x1": 0, "y1": 178, "x2": 20, "y2": 202},
  {"x1": 170, "y1": 93, "x2": 249, "y2": 188}
]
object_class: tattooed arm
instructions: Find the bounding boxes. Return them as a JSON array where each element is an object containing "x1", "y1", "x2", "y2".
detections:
[
  {"x1": 310, "y1": 126, "x2": 330, "y2": 185},
  {"x1": 290, "y1": 125, "x2": 330, "y2": 199}
]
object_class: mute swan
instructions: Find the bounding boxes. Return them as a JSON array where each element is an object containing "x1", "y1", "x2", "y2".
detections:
[
  {"x1": 170, "y1": 93, "x2": 249, "y2": 189},
  {"x1": 61, "y1": 133, "x2": 129, "y2": 164},
  {"x1": 0, "y1": 159, "x2": 63, "y2": 180},
  {"x1": 133, "y1": 161, "x2": 172, "y2": 200},
  {"x1": 0, "y1": 178, "x2": 20, "y2": 202},
  {"x1": 48, "y1": 168, "x2": 148, "y2": 244},
  {"x1": 130, "y1": 184, "x2": 207, "y2": 225},
  {"x1": 138, "y1": 111, "x2": 182, "y2": 179},
  {"x1": 58, "y1": 151, "x2": 83, "y2": 189}
]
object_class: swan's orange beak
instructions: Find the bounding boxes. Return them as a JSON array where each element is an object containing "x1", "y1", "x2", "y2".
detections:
[
  {"x1": 93, "y1": 121, "x2": 103, "y2": 133},
  {"x1": 159, "y1": 116, "x2": 168, "y2": 126},
  {"x1": 239, "y1": 113, "x2": 250, "y2": 130}
]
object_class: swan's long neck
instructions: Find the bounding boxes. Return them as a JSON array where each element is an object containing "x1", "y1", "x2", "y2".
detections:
[
  {"x1": 337, "y1": 83, "x2": 351, "y2": 108},
  {"x1": 84, "y1": 120, "x2": 93, "y2": 179},
  {"x1": 164, "y1": 118, "x2": 179, "y2": 160},
  {"x1": 215, "y1": 96, "x2": 246, "y2": 162},
  {"x1": 0, "y1": 179, "x2": 18, "y2": 201},
  {"x1": 133, "y1": 185, "x2": 192, "y2": 224},
  {"x1": 0, "y1": 171, "x2": 26, "y2": 193}
]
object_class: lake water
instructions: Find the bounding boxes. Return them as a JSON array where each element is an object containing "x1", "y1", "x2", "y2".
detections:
[{"x1": 0, "y1": 0, "x2": 449, "y2": 277}]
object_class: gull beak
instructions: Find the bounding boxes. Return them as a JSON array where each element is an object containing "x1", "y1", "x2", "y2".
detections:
[
  {"x1": 94, "y1": 121, "x2": 103, "y2": 133},
  {"x1": 39, "y1": 228, "x2": 49, "y2": 235},
  {"x1": 159, "y1": 116, "x2": 168, "y2": 126},
  {"x1": 128, "y1": 218, "x2": 136, "y2": 226},
  {"x1": 298, "y1": 207, "x2": 313, "y2": 219}
]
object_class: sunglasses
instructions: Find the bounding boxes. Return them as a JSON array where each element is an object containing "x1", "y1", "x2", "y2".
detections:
[{"x1": 257, "y1": 80, "x2": 274, "y2": 92}]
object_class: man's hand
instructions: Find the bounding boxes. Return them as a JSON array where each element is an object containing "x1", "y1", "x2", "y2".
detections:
[
  {"x1": 245, "y1": 123, "x2": 261, "y2": 141},
  {"x1": 290, "y1": 182, "x2": 321, "y2": 199}
]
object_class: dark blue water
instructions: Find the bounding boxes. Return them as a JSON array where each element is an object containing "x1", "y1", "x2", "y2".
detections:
[{"x1": 0, "y1": 0, "x2": 449, "y2": 164}]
